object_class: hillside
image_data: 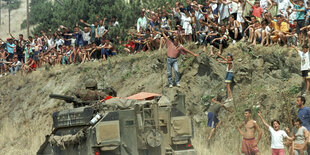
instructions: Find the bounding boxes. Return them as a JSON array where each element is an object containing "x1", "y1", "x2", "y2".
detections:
[{"x1": 0, "y1": 43, "x2": 306, "y2": 154}]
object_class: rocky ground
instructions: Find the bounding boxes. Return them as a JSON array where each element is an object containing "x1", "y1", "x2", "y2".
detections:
[{"x1": 0, "y1": 42, "x2": 306, "y2": 154}]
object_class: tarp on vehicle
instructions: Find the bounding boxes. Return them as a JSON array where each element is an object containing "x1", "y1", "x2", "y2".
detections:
[{"x1": 125, "y1": 92, "x2": 161, "y2": 100}]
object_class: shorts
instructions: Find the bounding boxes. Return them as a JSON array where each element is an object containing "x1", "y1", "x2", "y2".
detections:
[
  {"x1": 225, "y1": 72, "x2": 234, "y2": 83},
  {"x1": 241, "y1": 138, "x2": 260, "y2": 154},
  {"x1": 212, "y1": 39, "x2": 229, "y2": 49},
  {"x1": 207, "y1": 112, "x2": 219, "y2": 128},
  {"x1": 272, "y1": 149, "x2": 284, "y2": 155},
  {"x1": 296, "y1": 19, "x2": 305, "y2": 34},
  {"x1": 301, "y1": 70, "x2": 310, "y2": 78},
  {"x1": 229, "y1": 30, "x2": 243, "y2": 40}
]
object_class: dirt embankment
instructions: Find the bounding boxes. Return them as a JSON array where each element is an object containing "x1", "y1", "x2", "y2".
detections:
[{"x1": 0, "y1": 43, "x2": 306, "y2": 154}]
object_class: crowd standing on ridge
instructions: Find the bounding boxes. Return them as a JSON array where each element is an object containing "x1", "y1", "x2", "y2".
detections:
[{"x1": 2, "y1": 0, "x2": 310, "y2": 154}]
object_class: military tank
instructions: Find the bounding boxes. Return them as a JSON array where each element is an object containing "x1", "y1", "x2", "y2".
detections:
[{"x1": 37, "y1": 92, "x2": 196, "y2": 155}]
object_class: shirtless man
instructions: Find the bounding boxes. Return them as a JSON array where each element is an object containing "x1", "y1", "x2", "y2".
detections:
[
  {"x1": 0, "y1": 48, "x2": 9, "y2": 76},
  {"x1": 238, "y1": 109, "x2": 262, "y2": 155}
]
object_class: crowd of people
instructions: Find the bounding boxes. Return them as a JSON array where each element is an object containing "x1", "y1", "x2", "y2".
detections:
[
  {"x1": 0, "y1": 16, "x2": 120, "y2": 76},
  {"x1": 1, "y1": 0, "x2": 310, "y2": 153},
  {"x1": 0, "y1": 0, "x2": 310, "y2": 75}
]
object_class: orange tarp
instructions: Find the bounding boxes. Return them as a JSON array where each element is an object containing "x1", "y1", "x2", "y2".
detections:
[{"x1": 125, "y1": 92, "x2": 161, "y2": 100}]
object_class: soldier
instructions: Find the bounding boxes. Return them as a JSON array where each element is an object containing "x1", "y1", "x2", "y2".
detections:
[{"x1": 74, "y1": 79, "x2": 117, "y2": 101}]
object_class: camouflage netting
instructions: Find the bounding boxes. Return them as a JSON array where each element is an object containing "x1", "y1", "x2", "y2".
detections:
[{"x1": 48, "y1": 129, "x2": 86, "y2": 150}]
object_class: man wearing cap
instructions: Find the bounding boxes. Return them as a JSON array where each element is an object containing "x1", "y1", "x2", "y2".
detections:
[
  {"x1": 6, "y1": 38, "x2": 15, "y2": 60},
  {"x1": 162, "y1": 31, "x2": 198, "y2": 88}
]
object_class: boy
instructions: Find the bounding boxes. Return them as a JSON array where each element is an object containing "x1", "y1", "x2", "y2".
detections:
[
  {"x1": 291, "y1": 44, "x2": 310, "y2": 95},
  {"x1": 206, "y1": 95, "x2": 232, "y2": 140},
  {"x1": 246, "y1": 0, "x2": 264, "y2": 21},
  {"x1": 257, "y1": 112, "x2": 293, "y2": 155}
]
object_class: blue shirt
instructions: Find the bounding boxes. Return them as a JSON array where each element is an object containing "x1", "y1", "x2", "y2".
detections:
[
  {"x1": 6, "y1": 43, "x2": 15, "y2": 54},
  {"x1": 294, "y1": 4, "x2": 306, "y2": 20},
  {"x1": 298, "y1": 107, "x2": 310, "y2": 131},
  {"x1": 73, "y1": 32, "x2": 84, "y2": 46}
]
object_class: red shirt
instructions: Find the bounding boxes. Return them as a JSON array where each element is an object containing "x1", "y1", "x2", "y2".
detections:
[
  {"x1": 125, "y1": 41, "x2": 135, "y2": 49},
  {"x1": 252, "y1": 6, "x2": 263, "y2": 18},
  {"x1": 166, "y1": 38, "x2": 187, "y2": 58}
]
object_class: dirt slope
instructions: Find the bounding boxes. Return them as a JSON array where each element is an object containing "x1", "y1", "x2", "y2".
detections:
[{"x1": 0, "y1": 43, "x2": 306, "y2": 155}]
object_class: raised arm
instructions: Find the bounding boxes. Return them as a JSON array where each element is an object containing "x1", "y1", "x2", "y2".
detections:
[
  {"x1": 9, "y1": 33, "x2": 15, "y2": 40},
  {"x1": 80, "y1": 19, "x2": 91, "y2": 27},
  {"x1": 181, "y1": 47, "x2": 198, "y2": 57},
  {"x1": 289, "y1": 0, "x2": 295, "y2": 6},
  {"x1": 291, "y1": 45, "x2": 299, "y2": 52},
  {"x1": 245, "y1": 0, "x2": 254, "y2": 7},
  {"x1": 257, "y1": 112, "x2": 270, "y2": 128}
]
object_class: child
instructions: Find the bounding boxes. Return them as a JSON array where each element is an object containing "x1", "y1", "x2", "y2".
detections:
[
  {"x1": 257, "y1": 112, "x2": 293, "y2": 155},
  {"x1": 286, "y1": 29, "x2": 298, "y2": 47},
  {"x1": 246, "y1": 0, "x2": 264, "y2": 21},
  {"x1": 205, "y1": 95, "x2": 232, "y2": 140},
  {"x1": 217, "y1": 53, "x2": 234, "y2": 101},
  {"x1": 291, "y1": 44, "x2": 310, "y2": 95},
  {"x1": 261, "y1": 21, "x2": 272, "y2": 46}
]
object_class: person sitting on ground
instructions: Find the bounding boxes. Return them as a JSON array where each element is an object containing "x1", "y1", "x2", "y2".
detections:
[
  {"x1": 217, "y1": 53, "x2": 234, "y2": 101},
  {"x1": 9, "y1": 55, "x2": 22, "y2": 75},
  {"x1": 257, "y1": 112, "x2": 293, "y2": 155},
  {"x1": 22, "y1": 57, "x2": 36, "y2": 74},
  {"x1": 101, "y1": 38, "x2": 116, "y2": 60},
  {"x1": 270, "y1": 15, "x2": 289, "y2": 45},
  {"x1": 228, "y1": 15, "x2": 243, "y2": 44},
  {"x1": 211, "y1": 25, "x2": 229, "y2": 55},
  {"x1": 261, "y1": 21, "x2": 273, "y2": 46},
  {"x1": 206, "y1": 95, "x2": 232, "y2": 140},
  {"x1": 291, "y1": 44, "x2": 310, "y2": 95}
]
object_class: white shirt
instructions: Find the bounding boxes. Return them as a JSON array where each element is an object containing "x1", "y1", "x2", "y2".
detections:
[
  {"x1": 47, "y1": 38, "x2": 54, "y2": 50},
  {"x1": 276, "y1": 0, "x2": 293, "y2": 15},
  {"x1": 260, "y1": 0, "x2": 269, "y2": 11},
  {"x1": 269, "y1": 126, "x2": 288, "y2": 149},
  {"x1": 229, "y1": 0, "x2": 238, "y2": 14},
  {"x1": 98, "y1": 26, "x2": 106, "y2": 37},
  {"x1": 298, "y1": 51, "x2": 310, "y2": 71},
  {"x1": 182, "y1": 16, "x2": 191, "y2": 30},
  {"x1": 265, "y1": 26, "x2": 272, "y2": 33},
  {"x1": 82, "y1": 31, "x2": 91, "y2": 43}
]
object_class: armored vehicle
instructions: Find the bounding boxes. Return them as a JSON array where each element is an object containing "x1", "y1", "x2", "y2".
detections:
[{"x1": 37, "y1": 92, "x2": 196, "y2": 155}]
